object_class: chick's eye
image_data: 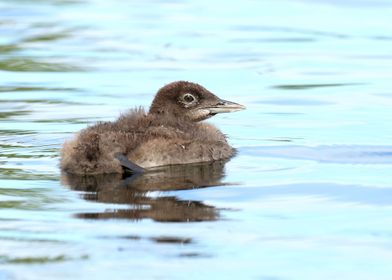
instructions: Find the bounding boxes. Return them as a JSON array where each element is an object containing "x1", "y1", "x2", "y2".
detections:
[{"x1": 183, "y1": 93, "x2": 196, "y2": 103}]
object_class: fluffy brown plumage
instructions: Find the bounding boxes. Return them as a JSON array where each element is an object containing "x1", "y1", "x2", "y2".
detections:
[{"x1": 60, "y1": 81, "x2": 245, "y2": 174}]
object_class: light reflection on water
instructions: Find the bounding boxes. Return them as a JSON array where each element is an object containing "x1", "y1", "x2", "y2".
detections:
[{"x1": 1, "y1": 0, "x2": 392, "y2": 279}]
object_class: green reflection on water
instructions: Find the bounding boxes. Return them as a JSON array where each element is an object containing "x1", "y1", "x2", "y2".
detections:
[
  {"x1": 0, "y1": 152, "x2": 50, "y2": 158},
  {"x1": 0, "y1": 44, "x2": 19, "y2": 53},
  {"x1": 0, "y1": 58, "x2": 84, "y2": 72},
  {"x1": 32, "y1": 118, "x2": 90, "y2": 124},
  {"x1": 23, "y1": 32, "x2": 71, "y2": 43},
  {"x1": 0, "y1": 255, "x2": 68, "y2": 264},
  {"x1": 0, "y1": 130, "x2": 35, "y2": 135},
  {"x1": 272, "y1": 83, "x2": 364, "y2": 90},
  {"x1": 0, "y1": 111, "x2": 32, "y2": 119},
  {"x1": 0, "y1": 201, "x2": 26, "y2": 209},
  {"x1": 0, "y1": 99, "x2": 82, "y2": 105},
  {"x1": 0, "y1": 168, "x2": 58, "y2": 180},
  {"x1": 0, "y1": 86, "x2": 78, "y2": 93}
]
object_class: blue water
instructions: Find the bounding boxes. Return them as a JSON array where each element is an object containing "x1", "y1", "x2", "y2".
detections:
[{"x1": 1, "y1": 0, "x2": 392, "y2": 279}]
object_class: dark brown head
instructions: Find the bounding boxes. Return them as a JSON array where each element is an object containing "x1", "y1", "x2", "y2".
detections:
[{"x1": 149, "y1": 81, "x2": 245, "y2": 122}]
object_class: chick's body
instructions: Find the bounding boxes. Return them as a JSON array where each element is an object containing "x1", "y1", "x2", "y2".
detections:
[
  {"x1": 60, "y1": 81, "x2": 244, "y2": 175},
  {"x1": 61, "y1": 109, "x2": 233, "y2": 174}
]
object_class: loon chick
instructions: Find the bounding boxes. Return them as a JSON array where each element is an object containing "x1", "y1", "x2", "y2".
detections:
[{"x1": 60, "y1": 81, "x2": 245, "y2": 175}]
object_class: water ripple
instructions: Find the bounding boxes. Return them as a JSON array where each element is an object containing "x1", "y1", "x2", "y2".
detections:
[{"x1": 241, "y1": 145, "x2": 392, "y2": 164}]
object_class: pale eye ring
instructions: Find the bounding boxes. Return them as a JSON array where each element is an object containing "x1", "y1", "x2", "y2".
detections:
[{"x1": 183, "y1": 93, "x2": 196, "y2": 103}]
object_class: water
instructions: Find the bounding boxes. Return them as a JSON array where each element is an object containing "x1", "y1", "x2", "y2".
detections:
[{"x1": 1, "y1": 0, "x2": 392, "y2": 279}]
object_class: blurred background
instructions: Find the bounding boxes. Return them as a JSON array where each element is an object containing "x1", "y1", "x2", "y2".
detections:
[{"x1": 1, "y1": 0, "x2": 392, "y2": 279}]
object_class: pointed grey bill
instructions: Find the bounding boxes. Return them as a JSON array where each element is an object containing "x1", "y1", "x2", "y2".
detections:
[{"x1": 206, "y1": 99, "x2": 246, "y2": 114}]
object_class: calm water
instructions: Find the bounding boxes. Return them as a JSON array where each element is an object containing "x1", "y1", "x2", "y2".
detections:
[{"x1": 1, "y1": 0, "x2": 392, "y2": 279}]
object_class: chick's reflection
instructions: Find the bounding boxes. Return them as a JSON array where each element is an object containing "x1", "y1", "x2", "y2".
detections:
[{"x1": 62, "y1": 160, "x2": 229, "y2": 222}]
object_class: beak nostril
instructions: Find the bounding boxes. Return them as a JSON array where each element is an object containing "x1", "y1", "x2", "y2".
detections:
[{"x1": 217, "y1": 101, "x2": 225, "y2": 106}]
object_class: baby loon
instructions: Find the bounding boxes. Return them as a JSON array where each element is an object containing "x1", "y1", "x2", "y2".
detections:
[{"x1": 61, "y1": 81, "x2": 245, "y2": 174}]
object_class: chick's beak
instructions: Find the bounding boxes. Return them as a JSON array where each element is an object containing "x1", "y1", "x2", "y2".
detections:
[{"x1": 206, "y1": 99, "x2": 246, "y2": 114}]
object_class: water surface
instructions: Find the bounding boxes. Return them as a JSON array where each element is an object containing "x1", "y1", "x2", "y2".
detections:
[{"x1": 1, "y1": 0, "x2": 392, "y2": 279}]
